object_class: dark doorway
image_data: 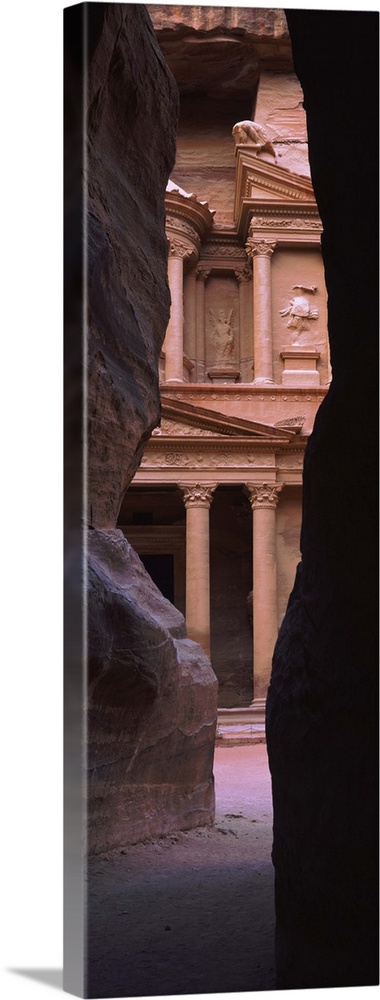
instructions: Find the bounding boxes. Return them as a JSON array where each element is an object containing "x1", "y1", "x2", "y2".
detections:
[
  {"x1": 210, "y1": 485, "x2": 253, "y2": 707},
  {"x1": 140, "y1": 554, "x2": 175, "y2": 604}
]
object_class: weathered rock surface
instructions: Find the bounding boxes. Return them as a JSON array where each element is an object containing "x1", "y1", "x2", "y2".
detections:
[
  {"x1": 255, "y1": 71, "x2": 310, "y2": 177},
  {"x1": 148, "y1": 5, "x2": 291, "y2": 98},
  {"x1": 84, "y1": 4, "x2": 218, "y2": 852},
  {"x1": 87, "y1": 529, "x2": 218, "y2": 851},
  {"x1": 87, "y1": 3, "x2": 178, "y2": 528},
  {"x1": 266, "y1": 10, "x2": 379, "y2": 989}
]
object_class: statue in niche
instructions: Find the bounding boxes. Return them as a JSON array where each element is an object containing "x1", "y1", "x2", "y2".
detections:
[
  {"x1": 209, "y1": 308, "x2": 235, "y2": 363},
  {"x1": 232, "y1": 120, "x2": 276, "y2": 158},
  {"x1": 280, "y1": 286, "x2": 319, "y2": 343}
]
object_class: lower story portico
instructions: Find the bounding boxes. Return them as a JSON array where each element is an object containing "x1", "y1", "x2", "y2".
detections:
[{"x1": 119, "y1": 395, "x2": 307, "y2": 727}]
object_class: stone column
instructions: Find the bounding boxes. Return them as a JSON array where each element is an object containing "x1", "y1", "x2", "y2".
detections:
[
  {"x1": 235, "y1": 265, "x2": 252, "y2": 383},
  {"x1": 246, "y1": 482, "x2": 283, "y2": 701},
  {"x1": 195, "y1": 268, "x2": 209, "y2": 382},
  {"x1": 163, "y1": 240, "x2": 190, "y2": 382},
  {"x1": 245, "y1": 233, "x2": 277, "y2": 384},
  {"x1": 184, "y1": 268, "x2": 197, "y2": 374},
  {"x1": 179, "y1": 482, "x2": 217, "y2": 658}
]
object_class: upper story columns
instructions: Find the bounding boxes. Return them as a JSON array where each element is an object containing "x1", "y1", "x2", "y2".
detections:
[
  {"x1": 164, "y1": 239, "x2": 194, "y2": 382},
  {"x1": 245, "y1": 228, "x2": 277, "y2": 385},
  {"x1": 163, "y1": 184, "x2": 214, "y2": 383}
]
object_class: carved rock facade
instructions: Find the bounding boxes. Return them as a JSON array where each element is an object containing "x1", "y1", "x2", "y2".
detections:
[{"x1": 127, "y1": 7, "x2": 330, "y2": 713}]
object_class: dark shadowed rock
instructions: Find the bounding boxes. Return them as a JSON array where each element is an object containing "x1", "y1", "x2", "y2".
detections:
[
  {"x1": 266, "y1": 10, "x2": 379, "y2": 989},
  {"x1": 86, "y1": 3, "x2": 179, "y2": 528},
  {"x1": 84, "y1": 5, "x2": 218, "y2": 850},
  {"x1": 87, "y1": 529, "x2": 218, "y2": 851}
]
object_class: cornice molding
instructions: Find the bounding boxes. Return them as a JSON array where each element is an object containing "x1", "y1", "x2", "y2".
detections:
[
  {"x1": 165, "y1": 189, "x2": 215, "y2": 246},
  {"x1": 158, "y1": 398, "x2": 294, "y2": 440},
  {"x1": 159, "y1": 384, "x2": 328, "y2": 401}
]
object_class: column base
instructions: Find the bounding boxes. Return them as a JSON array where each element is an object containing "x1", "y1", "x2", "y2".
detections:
[{"x1": 251, "y1": 376, "x2": 276, "y2": 386}]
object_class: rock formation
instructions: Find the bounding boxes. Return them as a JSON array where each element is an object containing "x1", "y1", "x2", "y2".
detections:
[
  {"x1": 266, "y1": 10, "x2": 379, "y2": 988},
  {"x1": 87, "y1": 529, "x2": 217, "y2": 851},
  {"x1": 87, "y1": 3, "x2": 177, "y2": 528},
  {"x1": 83, "y1": 3, "x2": 218, "y2": 851}
]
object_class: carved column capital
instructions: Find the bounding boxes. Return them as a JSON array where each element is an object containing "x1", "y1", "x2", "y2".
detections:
[
  {"x1": 245, "y1": 237, "x2": 277, "y2": 261},
  {"x1": 234, "y1": 265, "x2": 252, "y2": 284},
  {"x1": 179, "y1": 482, "x2": 217, "y2": 509},
  {"x1": 245, "y1": 482, "x2": 283, "y2": 509},
  {"x1": 195, "y1": 267, "x2": 211, "y2": 282},
  {"x1": 168, "y1": 237, "x2": 196, "y2": 262}
]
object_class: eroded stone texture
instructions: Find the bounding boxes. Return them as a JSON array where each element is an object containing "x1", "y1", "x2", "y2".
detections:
[
  {"x1": 148, "y1": 4, "x2": 292, "y2": 226},
  {"x1": 148, "y1": 5, "x2": 291, "y2": 92},
  {"x1": 87, "y1": 529, "x2": 218, "y2": 851},
  {"x1": 87, "y1": 3, "x2": 178, "y2": 528},
  {"x1": 254, "y1": 71, "x2": 310, "y2": 176},
  {"x1": 266, "y1": 10, "x2": 379, "y2": 988},
  {"x1": 85, "y1": 5, "x2": 218, "y2": 850}
]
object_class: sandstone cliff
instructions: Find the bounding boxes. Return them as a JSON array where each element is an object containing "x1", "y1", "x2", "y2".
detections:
[
  {"x1": 87, "y1": 529, "x2": 217, "y2": 851},
  {"x1": 266, "y1": 10, "x2": 379, "y2": 988},
  {"x1": 85, "y1": 3, "x2": 218, "y2": 851},
  {"x1": 87, "y1": 3, "x2": 177, "y2": 527}
]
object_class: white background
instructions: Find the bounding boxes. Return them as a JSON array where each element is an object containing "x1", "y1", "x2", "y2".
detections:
[{"x1": 0, "y1": 1, "x2": 377, "y2": 998}]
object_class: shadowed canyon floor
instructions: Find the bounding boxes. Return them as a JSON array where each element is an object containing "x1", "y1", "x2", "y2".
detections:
[{"x1": 88, "y1": 745, "x2": 275, "y2": 997}]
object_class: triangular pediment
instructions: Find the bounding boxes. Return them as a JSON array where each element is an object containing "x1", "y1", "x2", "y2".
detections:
[
  {"x1": 234, "y1": 148, "x2": 321, "y2": 240},
  {"x1": 151, "y1": 397, "x2": 294, "y2": 442},
  {"x1": 241, "y1": 153, "x2": 315, "y2": 204}
]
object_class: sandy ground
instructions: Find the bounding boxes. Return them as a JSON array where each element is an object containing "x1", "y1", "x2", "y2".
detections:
[{"x1": 87, "y1": 744, "x2": 276, "y2": 999}]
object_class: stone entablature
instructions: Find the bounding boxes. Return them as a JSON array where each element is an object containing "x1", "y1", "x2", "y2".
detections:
[
  {"x1": 166, "y1": 185, "x2": 215, "y2": 250},
  {"x1": 158, "y1": 383, "x2": 328, "y2": 437},
  {"x1": 133, "y1": 397, "x2": 307, "y2": 489},
  {"x1": 195, "y1": 230, "x2": 251, "y2": 289}
]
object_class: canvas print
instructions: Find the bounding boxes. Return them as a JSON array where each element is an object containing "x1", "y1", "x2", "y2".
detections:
[{"x1": 64, "y1": 3, "x2": 379, "y2": 997}]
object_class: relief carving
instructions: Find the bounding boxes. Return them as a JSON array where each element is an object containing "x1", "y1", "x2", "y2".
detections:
[
  {"x1": 164, "y1": 452, "x2": 190, "y2": 466},
  {"x1": 251, "y1": 215, "x2": 322, "y2": 230},
  {"x1": 232, "y1": 120, "x2": 276, "y2": 158},
  {"x1": 141, "y1": 448, "x2": 274, "y2": 470},
  {"x1": 280, "y1": 286, "x2": 319, "y2": 341},
  {"x1": 201, "y1": 244, "x2": 246, "y2": 259},
  {"x1": 157, "y1": 419, "x2": 217, "y2": 437},
  {"x1": 208, "y1": 308, "x2": 235, "y2": 363},
  {"x1": 275, "y1": 416, "x2": 306, "y2": 433}
]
